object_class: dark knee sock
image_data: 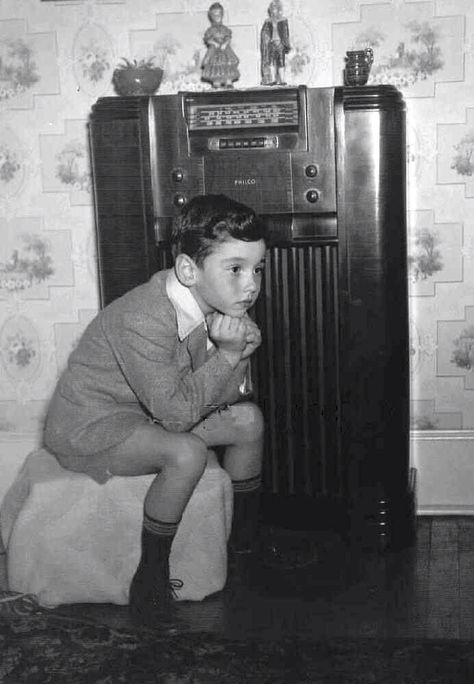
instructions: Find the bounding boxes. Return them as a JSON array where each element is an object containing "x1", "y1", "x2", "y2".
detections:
[
  {"x1": 134, "y1": 513, "x2": 179, "y2": 588},
  {"x1": 230, "y1": 474, "x2": 262, "y2": 553},
  {"x1": 130, "y1": 513, "x2": 182, "y2": 618}
]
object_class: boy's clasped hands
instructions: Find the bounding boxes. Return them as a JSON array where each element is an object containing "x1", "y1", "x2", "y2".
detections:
[{"x1": 207, "y1": 313, "x2": 261, "y2": 366}]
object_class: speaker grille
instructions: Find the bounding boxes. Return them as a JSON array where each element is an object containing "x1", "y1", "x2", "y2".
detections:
[{"x1": 253, "y1": 243, "x2": 343, "y2": 499}]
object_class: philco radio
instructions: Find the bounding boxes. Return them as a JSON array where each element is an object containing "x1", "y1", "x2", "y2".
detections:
[{"x1": 89, "y1": 85, "x2": 415, "y2": 550}]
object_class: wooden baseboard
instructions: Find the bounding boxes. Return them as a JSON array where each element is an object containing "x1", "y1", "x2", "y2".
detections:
[{"x1": 411, "y1": 430, "x2": 474, "y2": 515}]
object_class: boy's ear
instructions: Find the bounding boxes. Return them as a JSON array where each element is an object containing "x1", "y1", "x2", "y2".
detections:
[{"x1": 174, "y1": 253, "x2": 199, "y2": 287}]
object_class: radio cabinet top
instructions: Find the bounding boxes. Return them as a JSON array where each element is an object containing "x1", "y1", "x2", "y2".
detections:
[{"x1": 90, "y1": 84, "x2": 405, "y2": 242}]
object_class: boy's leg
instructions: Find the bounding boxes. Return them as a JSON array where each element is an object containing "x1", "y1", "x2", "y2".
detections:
[
  {"x1": 192, "y1": 402, "x2": 264, "y2": 554},
  {"x1": 103, "y1": 424, "x2": 208, "y2": 521},
  {"x1": 90, "y1": 422, "x2": 208, "y2": 627}
]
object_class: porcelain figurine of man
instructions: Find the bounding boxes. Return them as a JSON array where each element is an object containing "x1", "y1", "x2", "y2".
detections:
[{"x1": 260, "y1": 0, "x2": 291, "y2": 86}]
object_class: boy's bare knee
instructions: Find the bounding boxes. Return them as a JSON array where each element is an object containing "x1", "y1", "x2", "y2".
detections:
[
  {"x1": 168, "y1": 433, "x2": 208, "y2": 477},
  {"x1": 232, "y1": 402, "x2": 264, "y2": 442}
]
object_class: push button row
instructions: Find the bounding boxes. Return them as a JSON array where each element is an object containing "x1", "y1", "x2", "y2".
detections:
[{"x1": 219, "y1": 138, "x2": 265, "y2": 149}]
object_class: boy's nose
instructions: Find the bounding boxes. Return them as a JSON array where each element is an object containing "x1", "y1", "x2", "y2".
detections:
[{"x1": 244, "y1": 276, "x2": 258, "y2": 294}]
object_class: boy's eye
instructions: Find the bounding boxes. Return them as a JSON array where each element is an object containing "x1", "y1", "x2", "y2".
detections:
[
  {"x1": 255, "y1": 265, "x2": 265, "y2": 275},
  {"x1": 230, "y1": 266, "x2": 241, "y2": 274}
]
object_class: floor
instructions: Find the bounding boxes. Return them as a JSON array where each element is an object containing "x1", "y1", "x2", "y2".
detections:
[{"x1": 4, "y1": 516, "x2": 468, "y2": 641}]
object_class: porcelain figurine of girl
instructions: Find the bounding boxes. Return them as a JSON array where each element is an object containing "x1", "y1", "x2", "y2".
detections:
[
  {"x1": 201, "y1": 3, "x2": 240, "y2": 89},
  {"x1": 260, "y1": 0, "x2": 291, "y2": 86}
]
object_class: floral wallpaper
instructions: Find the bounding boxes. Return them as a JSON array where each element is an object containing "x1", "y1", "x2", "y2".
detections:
[{"x1": 0, "y1": 0, "x2": 473, "y2": 456}]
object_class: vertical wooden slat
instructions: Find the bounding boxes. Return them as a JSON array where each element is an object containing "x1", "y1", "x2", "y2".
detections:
[
  {"x1": 297, "y1": 247, "x2": 311, "y2": 495},
  {"x1": 265, "y1": 248, "x2": 278, "y2": 492},
  {"x1": 280, "y1": 249, "x2": 295, "y2": 493},
  {"x1": 314, "y1": 246, "x2": 327, "y2": 493}
]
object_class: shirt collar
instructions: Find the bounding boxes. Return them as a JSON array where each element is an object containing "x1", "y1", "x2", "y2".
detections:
[{"x1": 166, "y1": 269, "x2": 206, "y2": 341}]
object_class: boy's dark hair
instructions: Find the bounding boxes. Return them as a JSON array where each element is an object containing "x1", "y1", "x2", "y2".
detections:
[{"x1": 171, "y1": 194, "x2": 266, "y2": 266}]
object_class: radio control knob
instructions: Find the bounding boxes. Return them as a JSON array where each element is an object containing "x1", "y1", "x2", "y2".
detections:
[
  {"x1": 171, "y1": 168, "x2": 184, "y2": 182},
  {"x1": 305, "y1": 164, "x2": 318, "y2": 178},
  {"x1": 306, "y1": 189, "x2": 319, "y2": 203},
  {"x1": 173, "y1": 194, "x2": 186, "y2": 208}
]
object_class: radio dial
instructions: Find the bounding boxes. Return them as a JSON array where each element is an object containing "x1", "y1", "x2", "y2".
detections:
[
  {"x1": 172, "y1": 169, "x2": 184, "y2": 182},
  {"x1": 173, "y1": 194, "x2": 187, "y2": 208},
  {"x1": 306, "y1": 189, "x2": 319, "y2": 203},
  {"x1": 305, "y1": 164, "x2": 318, "y2": 178}
]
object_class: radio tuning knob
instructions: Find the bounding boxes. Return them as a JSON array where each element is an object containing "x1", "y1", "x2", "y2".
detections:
[
  {"x1": 305, "y1": 164, "x2": 318, "y2": 178},
  {"x1": 173, "y1": 194, "x2": 186, "y2": 208},
  {"x1": 306, "y1": 189, "x2": 319, "y2": 203},
  {"x1": 172, "y1": 168, "x2": 184, "y2": 182}
]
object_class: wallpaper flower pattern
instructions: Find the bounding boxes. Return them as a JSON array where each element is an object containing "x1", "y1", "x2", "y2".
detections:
[{"x1": 0, "y1": 0, "x2": 473, "y2": 453}]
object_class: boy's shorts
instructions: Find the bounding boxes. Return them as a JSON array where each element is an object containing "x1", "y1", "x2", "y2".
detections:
[{"x1": 51, "y1": 402, "x2": 260, "y2": 485}]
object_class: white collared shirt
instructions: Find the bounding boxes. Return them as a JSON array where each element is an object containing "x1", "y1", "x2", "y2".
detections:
[
  {"x1": 165, "y1": 268, "x2": 251, "y2": 395},
  {"x1": 165, "y1": 269, "x2": 215, "y2": 351}
]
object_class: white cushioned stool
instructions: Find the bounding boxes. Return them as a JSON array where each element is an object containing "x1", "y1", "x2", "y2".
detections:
[{"x1": 0, "y1": 448, "x2": 233, "y2": 608}]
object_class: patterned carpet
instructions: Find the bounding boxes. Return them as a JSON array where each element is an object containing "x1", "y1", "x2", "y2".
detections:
[{"x1": 2, "y1": 608, "x2": 474, "y2": 683}]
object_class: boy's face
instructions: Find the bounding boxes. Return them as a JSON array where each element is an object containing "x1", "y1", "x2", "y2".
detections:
[{"x1": 191, "y1": 237, "x2": 266, "y2": 317}]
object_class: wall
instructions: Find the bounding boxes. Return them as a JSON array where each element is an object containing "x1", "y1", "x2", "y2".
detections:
[{"x1": 0, "y1": 0, "x2": 473, "y2": 511}]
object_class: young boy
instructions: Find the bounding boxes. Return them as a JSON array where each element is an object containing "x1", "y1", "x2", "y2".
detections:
[{"x1": 43, "y1": 194, "x2": 267, "y2": 628}]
